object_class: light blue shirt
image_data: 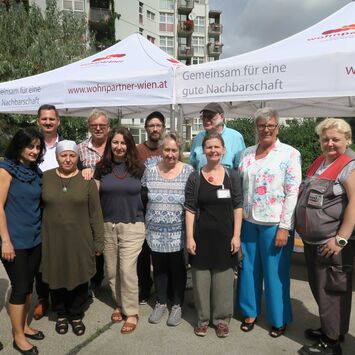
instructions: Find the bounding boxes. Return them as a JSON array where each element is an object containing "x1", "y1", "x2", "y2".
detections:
[{"x1": 189, "y1": 125, "x2": 246, "y2": 170}]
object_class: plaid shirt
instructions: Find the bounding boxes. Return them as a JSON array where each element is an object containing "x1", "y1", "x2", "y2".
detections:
[{"x1": 78, "y1": 137, "x2": 102, "y2": 170}]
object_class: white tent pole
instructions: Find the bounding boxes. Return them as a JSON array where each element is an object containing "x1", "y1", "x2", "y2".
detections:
[
  {"x1": 170, "y1": 104, "x2": 175, "y2": 132},
  {"x1": 177, "y1": 104, "x2": 184, "y2": 139}
]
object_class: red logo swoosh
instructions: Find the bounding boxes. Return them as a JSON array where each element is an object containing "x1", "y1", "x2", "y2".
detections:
[
  {"x1": 92, "y1": 54, "x2": 126, "y2": 62},
  {"x1": 322, "y1": 24, "x2": 355, "y2": 35}
]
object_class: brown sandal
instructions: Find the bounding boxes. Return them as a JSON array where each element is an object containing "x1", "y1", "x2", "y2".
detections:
[
  {"x1": 111, "y1": 309, "x2": 123, "y2": 323},
  {"x1": 121, "y1": 315, "x2": 139, "y2": 334}
]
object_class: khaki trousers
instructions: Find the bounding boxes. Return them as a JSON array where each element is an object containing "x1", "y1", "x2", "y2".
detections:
[
  {"x1": 191, "y1": 267, "x2": 234, "y2": 326},
  {"x1": 104, "y1": 222, "x2": 145, "y2": 316}
]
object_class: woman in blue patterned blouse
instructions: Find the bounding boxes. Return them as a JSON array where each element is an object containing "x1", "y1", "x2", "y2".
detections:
[{"x1": 142, "y1": 132, "x2": 193, "y2": 326}]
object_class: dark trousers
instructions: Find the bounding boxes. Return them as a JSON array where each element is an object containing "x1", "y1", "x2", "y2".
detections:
[
  {"x1": 50, "y1": 282, "x2": 89, "y2": 320},
  {"x1": 1, "y1": 244, "x2": 41, "y2": 304},
  {"x1": 151, "y1": 250, "x2": 186, "y2": 305},
  {"x1": 304, "y1": 241, "x2": 354, "y2": 338},
  {"x1": 137, "y1": 240, "x2": 153, "y2": 299},
  {"x1": 90, "y1": 254, "x2": 105, "y2": 287},
  {"x1": 35, "y1": 272, "x2": 49, "y2": 301}
]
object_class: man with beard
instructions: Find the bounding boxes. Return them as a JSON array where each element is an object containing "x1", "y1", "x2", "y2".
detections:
[
  {"x1": 190, "y1": 102, "x2": 245, "y2": 170},
  {"x1": 33, "y1": 104, "x2": 62, "y2": 320},
  {"x1": 78, "y1": 109, "x2": 110, "y2": 293},
  {"x1": 136, "y1": 111, "x2": 165, "y2": 303}
]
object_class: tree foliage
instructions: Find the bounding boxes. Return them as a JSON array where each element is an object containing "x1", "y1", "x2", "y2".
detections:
[
  {"x1": 0, "y1": 0, "x2": 95, "y2": 153},
  {"x1": 0, "y1": 0, "x2": 93, "y2": 81}
]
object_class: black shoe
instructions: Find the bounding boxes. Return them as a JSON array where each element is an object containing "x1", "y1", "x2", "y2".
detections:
[
  {"x1": 24, "y1": 331, "x2": 45, "y2": 341},
  {"x1": 12, "y1": 341, "x2": 38, "y2": 355},
  {"x1": 0, "y1": 341, "x2": 3, "y2": 351},
  {"x1": 305, "y1": 328, "x2": 345, "y2": 343},
  {"x1": 298, "y1": 338, "x2": 342, "y2": 355}
]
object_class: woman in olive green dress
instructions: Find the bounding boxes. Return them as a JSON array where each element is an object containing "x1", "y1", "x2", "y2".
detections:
[{"x1": 41, "y1": 140, "x2": 104, "y2": 336}]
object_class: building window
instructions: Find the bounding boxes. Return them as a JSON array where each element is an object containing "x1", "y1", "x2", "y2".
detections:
[
  {"x1": 147, "y1": 35, "x2": 155, "y2": 44},
  {"x1": 160, "y1": 36, "x2": 174, "y2": 55},
  {"x1": 63, "y1": 0, "x2": 84, "y2": 11},
  {"x1": 194, "y1": 16, "x2": 205, "y2": 34},
  {"x1": 139, "y1": 28, "x2": 144, "y2": 35},
  {"x1": 139, "y1": 2, "x2": 143, "y2": 25},
  {"x1": 159, "y1": 0, "x2": 174, "y2": 10},
  {"x1": 147, "y1": 10, "x2": 155, "y2": 21},
  {"x1": 192, "y1": 57, "x2": 205, "y2": 64},
  {"x1": 160, "y1": 12, "x2": 174, "y2": 32},
  {"x1": 192, "y1": 36, "x2": 205, "y2": 56}
]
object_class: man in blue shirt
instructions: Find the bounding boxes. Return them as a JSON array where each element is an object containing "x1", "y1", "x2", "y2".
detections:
[{"x1": 189, "y1": 102, "x2": 246, "y2": 170}]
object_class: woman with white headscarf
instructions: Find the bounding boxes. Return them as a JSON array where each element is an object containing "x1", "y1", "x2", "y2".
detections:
[{"x1": 41, "y1": 140, "x2": 104, "y2": 337}]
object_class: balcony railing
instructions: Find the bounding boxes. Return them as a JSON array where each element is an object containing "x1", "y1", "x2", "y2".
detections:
[
  {"x1": 177, "y1": 21, "x2": 194, "y2": 35},
  {"x1": 208, "y1": 23, "x2": 223, "y2": 36},
  {"x1": 177, "y1": 0, "x2": 194, "y2": 13},
  {"x1": 207, "y1": 43, "x2": 223, "y2": 56},
  {"x1": 178, "y1": 46, "x2": 194, "y2": 58},
  {"x1": 89, "y1": 7, "x2": 111, "y2": 29}
]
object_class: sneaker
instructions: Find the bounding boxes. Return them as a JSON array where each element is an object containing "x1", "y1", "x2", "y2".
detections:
[
  {"x1": 305, "y1": 328, "x2": 345, "y2": 343},
  {"x1": 215, "y1": 323, "x2": 230, "y2": 338},
  {"x1": 298, "y1": 338, "x2": 342, "y2": 355},
  {"x1": 194, "y1": 325, "x2": 209, "y2": 337},
  {"x1": 139, "y1": 298, "x2": 148, "y2": 305},
  {"x1": 148, "y1": 303, "x2": 167, "y2": 324},
  {"x1": 167, "y1": 305, "x2": 182, "y2": 326}
]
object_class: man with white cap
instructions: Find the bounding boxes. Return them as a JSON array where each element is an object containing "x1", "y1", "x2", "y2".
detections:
[{"x1": 189, "y1": 102, "x2": 245, "y2": 170}]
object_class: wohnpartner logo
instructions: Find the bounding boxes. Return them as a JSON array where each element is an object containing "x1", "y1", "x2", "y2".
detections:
[
  {"x1": 308, "y1": 24, "x2": 355, "y2": 41},
  {"x1": 80, "y1": 53, "x2": 126, "y2": 66}
]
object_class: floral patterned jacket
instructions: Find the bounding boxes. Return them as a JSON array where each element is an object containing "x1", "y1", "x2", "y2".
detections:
[{"x1": 238, "y1": 139, "x2": 302, "y2": 229}]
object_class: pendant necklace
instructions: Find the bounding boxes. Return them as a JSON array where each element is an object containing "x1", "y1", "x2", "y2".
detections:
[
  {"x1": 207, "y1": 176, "x2": 214, "y2": 182},
  {"x1": 112, "y1": 166, "x2": 128, "y2": 180},
  {"x1": 58, "y1": 171, "x2": 74, "y2": 192}
]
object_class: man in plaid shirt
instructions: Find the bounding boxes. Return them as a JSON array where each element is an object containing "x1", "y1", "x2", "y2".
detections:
[{"x1": 78, "y1": 109, "x2": 110, "y2": 291}]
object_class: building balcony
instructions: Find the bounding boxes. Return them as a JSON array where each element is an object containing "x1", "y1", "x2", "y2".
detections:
[
  {"x1": 178, "y1": 46, "x2": 194, "y2": 58},
  {"x1": 89, "y1": 7, "x2": 111, "y2": 30},
  {"x1": 177, "y1": 0, "x2": 194, "y2": 14},
  {"x1": 208, "y1": 23, "x2": 223, "y2": 37},
  {"x1": 207, "y1": 42, "x2": 223, "y2": 57},
  {"x1": 177, "y1": 21, "x2": 194, "y2": 35}
]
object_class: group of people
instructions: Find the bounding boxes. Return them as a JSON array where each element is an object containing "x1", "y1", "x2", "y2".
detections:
[{"x1": 0, "y1": 102, "x2": 354, "y2": 355}]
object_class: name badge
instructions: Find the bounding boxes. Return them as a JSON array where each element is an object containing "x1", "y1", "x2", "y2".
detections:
[
  {"x1": 308, "y1": 192, "x2": 323, "y2": 207},
  {"x1": 217, "y1": 189, "x2": 231, "y2": 199}
]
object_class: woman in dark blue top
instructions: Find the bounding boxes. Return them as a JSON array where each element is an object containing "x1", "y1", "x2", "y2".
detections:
[{"x1": 0, "y1": 127, "x2": 45, "y2": 355}]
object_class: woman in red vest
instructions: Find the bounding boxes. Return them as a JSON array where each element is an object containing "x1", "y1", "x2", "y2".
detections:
[{"x1": 296, "y1": 118, "x2": 355, "y2": 355}]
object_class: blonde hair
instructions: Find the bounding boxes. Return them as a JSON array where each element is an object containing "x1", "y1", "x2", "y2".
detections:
[
  {"x1": 161, "y1": 132, "x2": 183, "y2": 161},
  {"x1": 315, "y1": 118, "x2": 352, "y2": 145},
  {"x1": 88, "y1": 109, "x2": 109, "y2": 124}
]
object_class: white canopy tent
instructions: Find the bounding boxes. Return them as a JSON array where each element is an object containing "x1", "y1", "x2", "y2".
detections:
[
  {"x1": 176, "y1": 2, "x2": 355, "y2": 118},
  {"x1": 0, "y1": 33, "x2": 183, "y2": 118}
]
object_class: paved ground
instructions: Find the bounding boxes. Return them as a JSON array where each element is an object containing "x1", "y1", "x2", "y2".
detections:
[{"x1": 1, "y1": 253, "x2": 355, "y2": 355}]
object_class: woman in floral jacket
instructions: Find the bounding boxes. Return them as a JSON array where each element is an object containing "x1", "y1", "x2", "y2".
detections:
[{"x1": 237, "y1": 108, "x2": 302, "y2": 338}]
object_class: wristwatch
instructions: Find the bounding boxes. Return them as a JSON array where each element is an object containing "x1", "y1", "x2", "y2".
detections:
[{"x1": 335, "y1": 235, "x2": 348, "y2": 247}]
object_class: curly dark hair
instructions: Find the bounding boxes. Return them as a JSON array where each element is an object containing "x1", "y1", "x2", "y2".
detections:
[
  {"x1": 95, "y1": 126, "x2": 143, "y2": 179},
  {"x1": 5, "y1": 127, "x2": 45, "y2": 168}
]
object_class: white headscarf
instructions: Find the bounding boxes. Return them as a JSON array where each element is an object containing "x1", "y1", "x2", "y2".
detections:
[{"x1": 55, "y1": 140, "x2": 79, "y2": 155}]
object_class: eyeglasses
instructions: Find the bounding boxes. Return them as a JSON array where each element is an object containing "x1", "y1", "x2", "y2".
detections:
[
  {"x1": 90, "y1": 124, "x2": 108, "y2": 129},
  {"x1": 256, "y1": 124, "x2": 278, "y2": 131},
  {"x1": 146, "y1": 124, "x2": 163, "y2": 129},
  {"x1": 200, "y1": 112, "x2": 217, "y2": 121}
]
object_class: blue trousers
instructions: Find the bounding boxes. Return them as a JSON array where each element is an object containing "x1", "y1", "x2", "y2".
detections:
[{"x1": 237, "y1": 220, "x2": 293, "y2": 328}]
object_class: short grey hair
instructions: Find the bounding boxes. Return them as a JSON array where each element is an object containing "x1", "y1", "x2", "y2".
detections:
[
  {"x1": 161, "y1": 131, "x2": 183, "y2": 161},
  {"x1": 254, "y1": 107, "x2": 279, "y2": 125},
  {"x1": 88, "y1": 109, "x2": 109, "y2": 124}
]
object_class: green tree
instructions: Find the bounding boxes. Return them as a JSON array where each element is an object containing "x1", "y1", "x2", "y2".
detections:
[{"x1": 0, "y1": 0, "x2": 95, "y2": 154}]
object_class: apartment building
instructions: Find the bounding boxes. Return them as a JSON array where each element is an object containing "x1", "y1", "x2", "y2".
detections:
[{"x1": 31, "y1": 0, "x2": 223, "y2": 142}]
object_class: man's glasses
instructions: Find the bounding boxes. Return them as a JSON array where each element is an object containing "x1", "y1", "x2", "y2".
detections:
[
  {"x1": 146, "y1": 124, "x2": 163, "y2": 129},
  {"x1": 200, "y1": 112, "x2": 217, "y2": 121},
  {"x1": 256, "y1": 124, "x2": 278, "y2": 131},
  {"x1": 90, "y1": 124, "x2": 108, "y2": 129}
]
